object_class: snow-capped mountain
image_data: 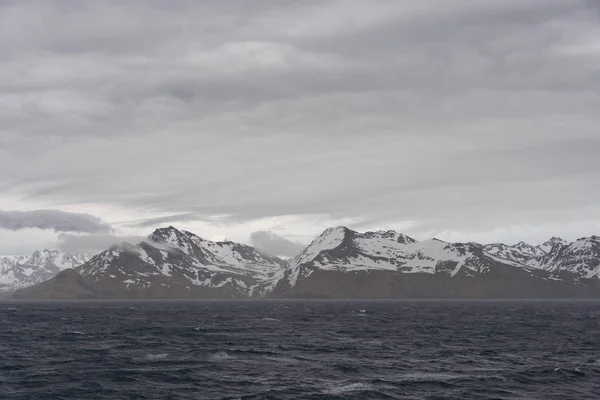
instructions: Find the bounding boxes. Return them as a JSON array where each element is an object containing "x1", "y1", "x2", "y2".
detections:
[
  {"x1": 0, "y1": 250, "x2": 90, "y2": 292},
  {"x1": 272, "y1": 227, "x2": 600, "y2": 298},
  {"x1": 17, "y1": 226, "x2": 288, "y2": 299},
  {"x1": 542, "y1": 236, "x2": 600, "y2": 279},
  {"x1": 279, "y1": 227, "x2": 537, "y2": 288}
]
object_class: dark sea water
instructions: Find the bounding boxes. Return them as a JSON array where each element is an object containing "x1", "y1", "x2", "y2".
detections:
[{"x1": 1, "y1": 300, "x2": 600, "y2": 400}]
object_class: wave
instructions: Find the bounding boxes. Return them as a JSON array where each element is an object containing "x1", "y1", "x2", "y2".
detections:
[
  {"x1": 209, "y1": 351, "x2": 233, "y2": 361},
  {"x1": 145, "y1": 353, "x2": 168, "y2": 360},
  {"x1": 263, "y1": 356, "x2": 299, "y2": 364},
  {"x1": 325, "y1": 382, "x2": 373, "y2": 395}
]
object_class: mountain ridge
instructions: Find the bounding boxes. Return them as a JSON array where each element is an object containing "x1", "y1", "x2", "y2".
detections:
[
  {"x1": 1, "y1": 249, "x2": 90, "y2": 292},
  {"x1": 12, "y1": 226, "x2": 600, "y2": 299}
]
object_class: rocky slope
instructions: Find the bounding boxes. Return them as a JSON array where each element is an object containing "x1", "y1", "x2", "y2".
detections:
[
  {"x1": 15, "y1": 227, "x2": 287, "y2": 299},
  {"x1": 0, "y1": 250, "x2": 90, "y2": 292}
]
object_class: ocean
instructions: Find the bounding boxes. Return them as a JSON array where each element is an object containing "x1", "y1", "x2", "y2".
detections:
[{"x1": 1, "y1": 300, "x2": 599, "y2": 399}]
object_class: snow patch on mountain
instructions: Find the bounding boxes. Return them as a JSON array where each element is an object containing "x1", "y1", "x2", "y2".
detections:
[
  {"x1": 483, "y1": 243, "x2": 542, "y2": 268},
  {"x1": 0, "y1": 250, "x2": 91, "y2": 291},
  {"x1": 539, "y1": 237, "x2": 569, "y2": 254}
]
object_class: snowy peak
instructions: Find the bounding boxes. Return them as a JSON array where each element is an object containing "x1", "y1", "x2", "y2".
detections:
[
  {"x1": 483, "y1": 240, "x2": 544, "y2": 268},
  {"x1": 0, "y1": 250, "x2": 90, "y2": 291},
  {"x1": 291, "y1": 226, "x2": 418, "y2": 268},
  {"x1": 362, "y1": 230, "x2": 417, "y2": 244},
  {"x1": 75, "y1": 226, "x2": 288, "y2": 297},
  {"x1": 149, "y1": 226, "x2": 287, "y2": 268},
  {"x1": 543, "y1": 236, "x2": 600, "y2": 279},
  {"x1": 149, "y1": 226, "x2": 196, "y2": 247},
  {"x1": 538, "y1": 237, "x2": 569, "y2": 254},
  {"x1": 291, "y1": 226, "x2": 350, "y2": 268},
  {"x1": 512, "y1": 241, "x2": 545, "y2": 258}
]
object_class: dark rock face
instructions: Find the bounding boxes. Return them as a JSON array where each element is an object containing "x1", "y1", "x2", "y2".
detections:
[
  {"x1": 14, "y1": 269, "x2": 96, "y2": 299},
  {"x1": 278, "y1": 269, "x2": 598, "y2": 299}
]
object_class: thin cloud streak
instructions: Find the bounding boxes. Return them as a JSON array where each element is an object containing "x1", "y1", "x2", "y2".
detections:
[{"x1": 128, "y1": 213, "x2": 200, "y2": 228}]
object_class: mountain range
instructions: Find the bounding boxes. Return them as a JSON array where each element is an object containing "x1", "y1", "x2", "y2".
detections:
[
  {"x1": 1, "y1": 250, "x2": 90, "y2": 293},
  {"x1": 10, "y1": 226, "x2": 600, "y2": 299}
]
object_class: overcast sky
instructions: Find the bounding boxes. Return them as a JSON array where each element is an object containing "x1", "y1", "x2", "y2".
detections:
[{"x1": 1, "y1": 0, "x2": 599, "y2": 256}]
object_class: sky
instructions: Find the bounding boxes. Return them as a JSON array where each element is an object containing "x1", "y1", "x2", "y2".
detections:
[{"x1": 1, "y1": 0, "x2": 599, "y2": 256}]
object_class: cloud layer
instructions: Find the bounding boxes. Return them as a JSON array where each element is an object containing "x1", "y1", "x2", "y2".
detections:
[
  {"x1": 249, "y1": 231, "x2": 306, "y2": 258},
  {"x1": 0, "y1": 210, "x2": 112, "y2": 233},
  {"x1": 56, "y1": 233, "x2": 142, "y2": 254},
  {"x1": 1, "y1": 0, "x2": 600, "y2": 253}
]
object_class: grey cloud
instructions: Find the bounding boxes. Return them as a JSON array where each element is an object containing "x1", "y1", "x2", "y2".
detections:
[
  {"x1": 0, "y1": 210, "x2": 113, "y2": 233},
  {"x1": 129, "y1": 213, "x2": 200, "y2": 228},
  {"x1": 0, "y1": 0, "x2": 599, "y2": 252},
  {"x1": 57, "y1": 233, "x2": 142, "y2": 254},
  {"x1": 249, "y1": 231, "x2": 306, "y2": 258}
]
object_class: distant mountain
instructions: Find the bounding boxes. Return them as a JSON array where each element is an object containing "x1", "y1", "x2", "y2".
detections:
[
  {"x1": 15, "y1": 227, "x2": 287, "y2": 299},
  {"x1": 271, "y1": 227, "x2": 599, "y2": 298},
  {"x1": 542, "y1": 236, "x2": 600, "y2": 280},
  {"x1": 281, "y1": 227, "x2": 542, "y2": 282},
  {"x1": 14, "y1": 226, "x2": 600, "y2": 299},
  {"x1": 0, "y1": 250, "x2": 90, "y2": 292}
]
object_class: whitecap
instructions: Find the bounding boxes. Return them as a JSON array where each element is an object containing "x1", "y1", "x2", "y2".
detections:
[
  {"x1": 146, "y1": 353, "x2": 168, "y2": 360},
  {"x1": 66, "y1": 330, "x2": 85, "y2": 335},
  {"x1": 325, "y1": 382, "x2": 372, "y2": 395},
  {"x1": 209, "y1": 351, "x2": 232, "y2": 361},
  {"x1": 264, "y1": 356, "x2": 299, "y2": 364},
  {"x1": 261, "y1": 317, "x2": 280, "y2": 322},
  {"x1": 399, "y1": 372, "x2": 464, "y2": 382}
]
